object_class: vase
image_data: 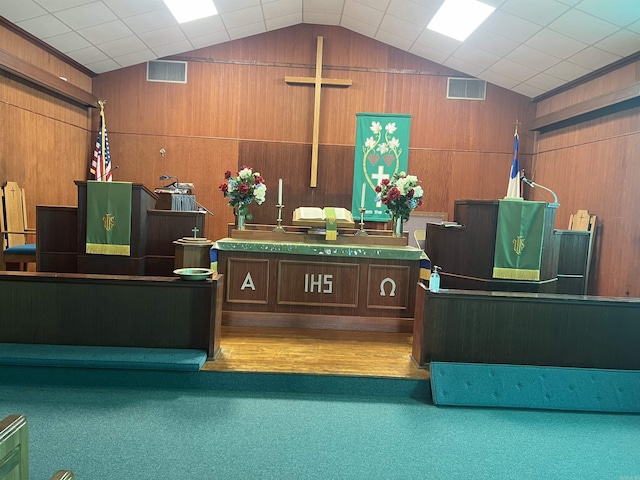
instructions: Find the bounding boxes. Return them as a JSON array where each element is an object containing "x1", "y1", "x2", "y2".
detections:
[
  {"x1": 235, "y1": 207, "x2": 246, "y2": 230},
  {"x1": 392, "y1": 216, "x2": 403, "y2": 238},
  {"x1": 236, "y1": 213, "x2": 246, "y2": 230}
]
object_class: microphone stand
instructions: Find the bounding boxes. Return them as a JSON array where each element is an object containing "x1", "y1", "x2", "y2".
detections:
[
  {"x1": 195, "y1": 201, "x2": 214, "y2": 216},
  {"x1": 521, "y1": 171, "x2": 560, "y2": 208}
]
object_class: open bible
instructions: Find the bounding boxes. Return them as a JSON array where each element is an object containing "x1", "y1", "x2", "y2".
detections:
[{"x1": 292, "y1": 207, "x2": 355, "y2": 228}]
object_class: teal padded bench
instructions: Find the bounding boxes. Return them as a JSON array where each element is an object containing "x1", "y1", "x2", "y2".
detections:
[
  {"x1": 430, "y1": 362, "x2": 640, "y2": 413},
  {"x1": 0, "y1": 344, "x2": 207, "y2": 371}
]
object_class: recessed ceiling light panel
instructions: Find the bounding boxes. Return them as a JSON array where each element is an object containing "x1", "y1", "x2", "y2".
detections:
[
  {"x1": 163, "y1": 0, "x2": 217, "y2": 24},
  {"x1": 427, "y1": 0, "x2": 495, "y2": 42}
]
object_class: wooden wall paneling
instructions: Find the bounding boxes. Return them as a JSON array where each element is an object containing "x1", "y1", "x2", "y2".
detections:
[
  {"x1": 536, "y1": 63, "x2": 639, "y2": 116},
  {"x1": 533, "y1": 104, "x2": 640, "y2": 297},
  {"x1": 236, "y1": 141, "x2": 311, "y2": 226}
]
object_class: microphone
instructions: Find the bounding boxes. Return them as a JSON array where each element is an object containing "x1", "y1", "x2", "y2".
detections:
[
  {"x1": 95, "y1": 165, "x2": 119, "y2": 181},
  {"x1": 520, "y1": 170, "x2": 559, "y2": 207}
]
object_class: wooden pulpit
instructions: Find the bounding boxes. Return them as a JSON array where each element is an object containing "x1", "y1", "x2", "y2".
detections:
[{"x1": 425, "y1": 199, "x2": 559, "y2": 293}]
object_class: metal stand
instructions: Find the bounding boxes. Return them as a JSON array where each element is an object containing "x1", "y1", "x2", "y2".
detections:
[
  {"x1": 273, "y1": 204, "x2": 285, "y2": 232},
  {"x1": 354, "y1": 207, "x2": 368, "y2": 236}
]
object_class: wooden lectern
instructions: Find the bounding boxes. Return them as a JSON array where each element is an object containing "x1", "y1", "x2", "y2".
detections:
[
  {"x1": 425, "y1": 199, "x2": 559, "y2": 293},
  {"x1": 36, "y1": 182, "x2": 205, "y2": 276}
]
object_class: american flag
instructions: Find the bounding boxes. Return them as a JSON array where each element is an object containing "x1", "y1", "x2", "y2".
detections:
[{"x1": 90, "y1": 110, "x2": 112, "y2": 181}]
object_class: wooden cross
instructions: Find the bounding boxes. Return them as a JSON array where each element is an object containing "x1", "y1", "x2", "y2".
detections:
[{"x1": 285, "y1": 36, "x2": 352, "y2": 187}]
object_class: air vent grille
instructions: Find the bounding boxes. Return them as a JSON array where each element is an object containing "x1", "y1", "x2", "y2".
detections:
[
  {"x1": 447, "y1": 77, "x2": 486, "y2": 100},
  {"x1": 147, "y1": 61, "x2": 187, "y2": 83}
]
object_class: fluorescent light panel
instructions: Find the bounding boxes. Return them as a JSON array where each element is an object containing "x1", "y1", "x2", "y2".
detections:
[
  {"x1": 163, "y1": 0, "x2": 217, "y2": 24},
  {"x1": 427, "y1": 0, "x2": 495, "y2": 42}
]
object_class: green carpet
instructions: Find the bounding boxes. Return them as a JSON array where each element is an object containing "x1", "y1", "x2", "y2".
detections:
[{"x1": 1, "y1": 365, "x2": 639, "y2": 479}]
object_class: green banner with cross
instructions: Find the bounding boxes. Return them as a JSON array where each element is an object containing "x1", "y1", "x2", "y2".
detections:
[{"x1": 352, "y1": 113, "x2": 411, "y2": 223}]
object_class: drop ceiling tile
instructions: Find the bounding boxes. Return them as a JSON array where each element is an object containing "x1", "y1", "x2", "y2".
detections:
[
  {"x1": 85, "y1": 58, "x2": 121, "y2": 73},
  {"x1": 511, "y1": 82, "x2": 545, "y2": 98},
  {"x1": 451, "y1": 44, "x2": 500, "y2": 69},
  {"x1": 178, "y1": 15, "x2": 225, "y2": 37},
  {"x1": 304, "y1": 0, "x2": 346, "y2": 14},
  {"x1": 375, "y1": 29, "x2": 414, "y2": 52},
  {"x1": 266, "y1": 12, "x2": 303, "y2": 31},
  {"x1": 387, "y1": 0, "x2": 435, "y2": 26},
  {"x1": 350, "y1": 0, "x2": 389, "y2": 11},
  {"x1": 466, "y1": 29, "x2": 519, "y2": 57},
  {"x1": 489, "y1": 57, "x2": 539, "y2": 82},
  {"x1": 556, "y1": 0, "x2": 581, "y2": 6},
  {"x1": 506, "y1": 44, "x2": 562, "y2": 70},
  {"x1": 122, "y1": 9, "x2": 176, "y2": 35},
  {"x1": 549, "y1": 9, "x2": 619, "y2": 45},
  {"x1": 479, "y1": 70, "x2": 521, "y2": 90},
  {"x1": 480, "y1": 9, "x2": 543, "y2": 43},
  {"x1": 567, "y1": 46, "x2": 622, "y2": 70},
  {"x1": 0, "y1": 0, "x2": 47, "y2": 22},
  {"x1": 44, "y1": 30, "x2": 91, "y2": 52},
  {"x1": 221, "y1": 6, "x2": 264, "y2": 29},
  {"x1": 303, "y1": 12, "x2": 342, "y2": 25},
  {"x1": 152, "y1": 40, "x2": 194, "y2": 58},
  {"x1": 443, "y1": 56, "x2": 485, "y2": 77},
  {"x1": 543, "y1": 60, "x2": 591, "y2": 81},
  {"x1": 501, "y1": 0, "x2": 569, "y2": 26},
  {"x1": 340, "y1": 15, "x2": 379, "y2": 38},
  {"x1": 576, "y1": 0, "x2": 640, "y2": 28},
  {"x1": 101, "y1": 0, "x2": 165, "y2": 18},
  {"x1": 595, "y1": 28, "x2": 640, "y2": 57},
  {"x1": 414, "y1": 29, "x2": 461, "y2": 56},
  {"x1": 379, "y1": 14, "x2": 423, "y2": 40},
  {"x1": 17, "y1": 15, "x2": 71, "y2": 38},
  {"x1": 189, "y1": 30, "x2": 231, "y2": 49},
  {"x1": 139, "y1": 26, "x2": 187, "y2": 47},
  {"x1": 33, "y1": 0, "x2": 94, "y2": 12},
  {"x1": 629, "y1": 18, "x2": 640, "y2": 34},
  {"x1": 343, "y1": 1, "x2": 384, "y2": 26},
  {"x1": 112, "y1": 48, "x2": 157, "y2": 68},
  {"x1": 53, "y1": 2, "x2": 118, "y2": 30},
  {"x1": 409, "y1": 43, "x2": 450, "y2": 65},
  {"x1": 523, "y1": 71, "x2": 566, "y2": 90},
  {"x1": 78, "y1": 19, "x2": 133, "y2": 44},
  {"x1": 525, "y1": 28, "x2": 587, "y2": 59},
  {"x1": 214, "y1": 0, "x2": 261, "y2": 14},
  {"x1": 98, "y1": 35, "x2": 148, "y2": 57},
  {"x1": 227, "y1": 22, "x2": 267, "y2": 40},
  {"x1": 263, "y1": 0, "x2": 302, "y2": 19},
  {"x1": 66, "y1": 45, "x2": 109, "y2": 64}
]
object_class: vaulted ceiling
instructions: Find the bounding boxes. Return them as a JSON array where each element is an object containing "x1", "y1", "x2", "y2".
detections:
[{"x1": 2, "y1": 0, "x2": 640, "y2": 98}]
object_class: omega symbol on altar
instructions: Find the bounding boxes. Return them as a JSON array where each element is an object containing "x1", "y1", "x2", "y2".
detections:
[{"x1": 304, "y1": 274, "x2": 333, "y2": 294}]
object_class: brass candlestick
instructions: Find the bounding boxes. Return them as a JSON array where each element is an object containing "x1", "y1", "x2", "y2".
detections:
[
  {"x1": 273, "y1": 204, "x2": 285, "y2": 232},
  {"x1": 354, "y1": 207, "x2": 368, "y2": 236}
]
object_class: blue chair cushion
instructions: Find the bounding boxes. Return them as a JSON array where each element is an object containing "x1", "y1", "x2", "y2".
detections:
[{"x1": 5, "y1": 244, "x2": 36, "y2": 255}]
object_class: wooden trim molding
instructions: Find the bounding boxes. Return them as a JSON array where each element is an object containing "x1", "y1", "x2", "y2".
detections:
[
  {"x1": 531, "y1": 82, "x2": 640, "y2": 132},
  {"x1": 0, "y1": 47, "x2": 97, "y2": 108}
]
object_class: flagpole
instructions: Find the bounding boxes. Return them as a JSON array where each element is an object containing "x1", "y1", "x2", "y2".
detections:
[{"x1": 98, "y1": 100, "x2": 106, "y2": 179}]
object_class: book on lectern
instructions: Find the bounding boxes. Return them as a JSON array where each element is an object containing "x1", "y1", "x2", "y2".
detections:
[{"x1": 292, "y1": 207, "x2": 355, "y2": 228}]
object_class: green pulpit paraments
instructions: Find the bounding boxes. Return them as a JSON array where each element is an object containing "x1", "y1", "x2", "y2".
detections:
[
  {"x1": 493, "y1": 199, "x2": 545, "y2": 280},
  {"x1": 86, "y1": 181, "x2": 132, "y2": 256}
]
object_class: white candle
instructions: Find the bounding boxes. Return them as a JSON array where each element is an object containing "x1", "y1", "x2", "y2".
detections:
[
  {"x1": 361, "y1": 182, "x2": 366, "y2": 209},
  {"x1": 278, "y1": 178, "x2": 283, "y2": 205}
]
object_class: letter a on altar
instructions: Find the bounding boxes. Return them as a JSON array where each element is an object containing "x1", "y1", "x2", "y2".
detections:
[{"x1": 241, "y1": 272, "x2": 256, "y2": 290}]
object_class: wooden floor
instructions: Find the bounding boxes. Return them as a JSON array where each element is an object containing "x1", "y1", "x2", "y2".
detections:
[{"x1": 202, "y1": 326, "x2": 430, "y2": 380}]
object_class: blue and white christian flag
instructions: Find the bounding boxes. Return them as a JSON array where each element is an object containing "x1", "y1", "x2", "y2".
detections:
[{"x1": 506, "y1": 131, "x2": 520, "y2": 198}]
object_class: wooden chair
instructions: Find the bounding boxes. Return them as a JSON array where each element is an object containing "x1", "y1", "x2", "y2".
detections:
[
  {"x1": 1, "y1": 181, "x2": 36, "y2": 271},
  {"x1": 555, "y1": 209, "x2": 597, "y2": 295}
]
